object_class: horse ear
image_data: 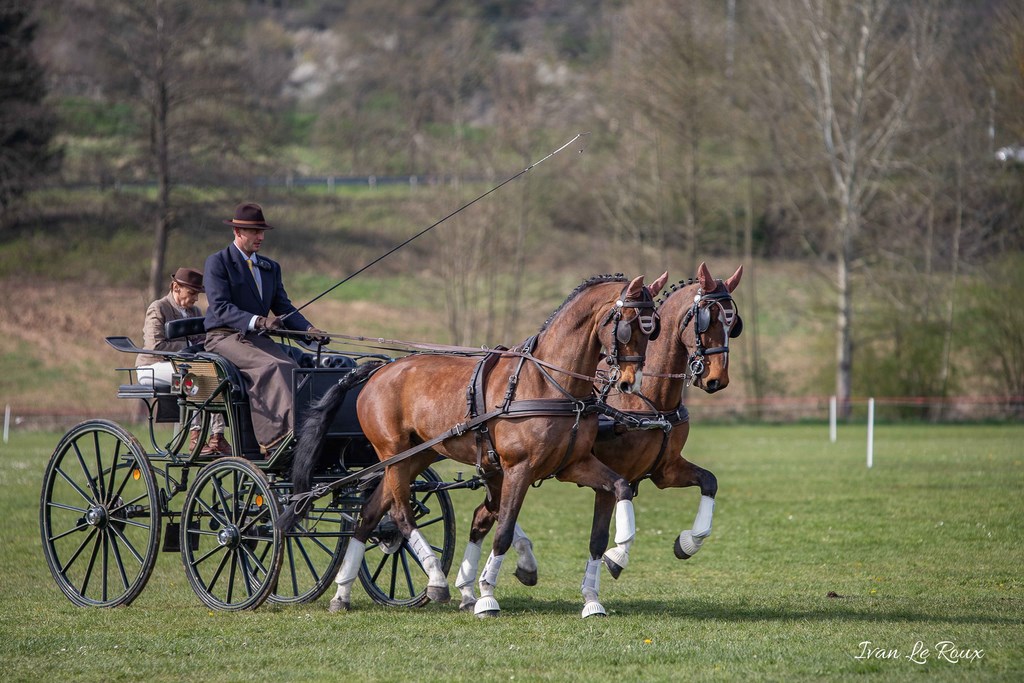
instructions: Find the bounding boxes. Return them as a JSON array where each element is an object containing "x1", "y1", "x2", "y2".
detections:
[
  {"x1": 725, "y1": 265, "x2": 743, "y2": 293},
  {"x1": 697, "y1": 262, "x2": 715, "y2": 292},
  {"x1": 625, "y1": 274, "x2": 645, "y2": 299},
  {"x1": 647, "y1": 271, "x2": 669, "y2": 297}
]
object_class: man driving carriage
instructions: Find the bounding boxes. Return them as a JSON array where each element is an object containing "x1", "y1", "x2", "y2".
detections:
[
  {"x1": 203, "y1": 202, "x2": 329, "y2": 456},
  {"x1": 136, "y1": 267, "x2": 231, "y2": 455}
]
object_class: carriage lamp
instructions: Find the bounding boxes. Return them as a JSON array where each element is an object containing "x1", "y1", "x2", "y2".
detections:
[{"x1": 180, "y1": 373, "x2": 200, "y2": 397}]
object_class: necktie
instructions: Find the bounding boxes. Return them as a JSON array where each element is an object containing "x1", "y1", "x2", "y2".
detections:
[{"x1": 247, "y1": 259, "x2": 262, "y2": 297}]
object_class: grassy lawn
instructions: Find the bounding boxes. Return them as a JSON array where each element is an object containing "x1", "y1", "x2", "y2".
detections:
[{"x1": 2, "y1": 423, "x2": 1021, "y2": 681}]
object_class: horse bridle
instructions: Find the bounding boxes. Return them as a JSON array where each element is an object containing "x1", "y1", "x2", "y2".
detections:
[
  {"x1": 680, "y1": 284, "x2": 742, "y2": 379},
  {"x1": 600, "y1": 283, "x2": 660, "y2": 376}
]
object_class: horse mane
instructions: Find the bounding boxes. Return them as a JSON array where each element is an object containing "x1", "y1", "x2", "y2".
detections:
[
  {"x1": 539, "y1": 273, "x2": 627, "y2": 332},
  {"x1": 657, "y1": 278, "x2": 699, "y2": 307},
  {"x1": 657, "y1": 275, "x2": 732, "y2": 308}
]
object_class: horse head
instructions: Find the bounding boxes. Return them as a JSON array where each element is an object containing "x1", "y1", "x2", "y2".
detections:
[
  {"x1": 595, "y1": 273, "x2": 668, "y2": 394},
  {"x1": 655, "y1": 262, "x2": 742, "y2": 394}
]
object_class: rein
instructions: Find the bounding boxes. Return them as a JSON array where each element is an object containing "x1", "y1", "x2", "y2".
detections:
[{"x1": 318, "y1": 331, "x2": 604, "y2": 383}]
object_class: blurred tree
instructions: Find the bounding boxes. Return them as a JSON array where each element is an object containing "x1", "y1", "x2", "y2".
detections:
[
  {"x1": 54, "y1": 0, "x2": 268, "y2": 301},
  {"x1": 0, "y1": 0, "x2": 61, "y2": 225},
  {"x1": 751, "y1": 0, "x2": 943, "y2": 417}
]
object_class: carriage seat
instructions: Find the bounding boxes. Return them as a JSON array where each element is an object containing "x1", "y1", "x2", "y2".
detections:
[{"x1": 165, "y1": 316, "x2": 206, "y2": 353}]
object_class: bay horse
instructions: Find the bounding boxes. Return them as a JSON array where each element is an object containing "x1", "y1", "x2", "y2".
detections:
[
  {"x1": 454, "y1": 262, "x2": 742, "y2": 617},
  {"x1": 287, "y1": 273, "x2": 667, "y2": 617}
]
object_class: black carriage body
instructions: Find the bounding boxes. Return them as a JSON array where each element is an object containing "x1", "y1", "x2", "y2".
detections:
[{"x1": 41, "y1": 323, "x2": 457, "y2": 611}]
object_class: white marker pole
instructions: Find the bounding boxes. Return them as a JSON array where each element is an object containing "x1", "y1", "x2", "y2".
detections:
[
  {"x1": 866, "y1": 398, "x2": 875, "y2": 468},
  {"x1": 3, "y1": 405, "x2": 10, "y2": 444},
  {"x1": 829, "y1": 396, "x2": 837, "y2": 443}
]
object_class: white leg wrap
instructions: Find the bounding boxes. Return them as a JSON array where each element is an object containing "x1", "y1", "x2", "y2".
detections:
[
  {"x1": 330, "y1": 540, "x2": 365, "y2": 608},
  {"x1": 581, "y1": 558, "x2": 602, "y2": 604},
  {"x1": 475, "y1": 551, "x2": 505, "y2": 616},
  {"x1": 478, "y1": 551, "x2": 504, "y2": 594},
  {"x1": 580, "y1": 559, "x2": 607, "y2": 618},
  {"x1": 455, "y1": 540, "x2": 482, "y2": 589},
  {"x1": 614, "y1": 500, "x2": 636, "y2": 545},
  {"x1": 409, "y1": 529, "x2": 446, "y2": 587},
  {"x1": 676, "y1": 496, "x2": 716, "y2": 558},
  {"x1": 335, "y1": 540, "x2": 365, "y2": 587},
  {"x1": 511, "y1": 524, "x2": 537, "y2": 576},
  {"x1": 602, "y1": 500, "x2": 636, "y2": 575},
  {"x1": 692, "y1": 495, "x2": 715, "y2": 539}
]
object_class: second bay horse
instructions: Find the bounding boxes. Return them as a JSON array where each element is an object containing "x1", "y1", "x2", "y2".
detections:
[{"x1": 456, "y1": 262, "x2": 742, "y2": 617}]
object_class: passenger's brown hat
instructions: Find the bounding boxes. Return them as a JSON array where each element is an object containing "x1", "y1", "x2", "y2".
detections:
[
  {"x1": 171, "y1": 267, "x2": 204, "y2": 293},
  {"x1": 223, "y1": 202, "x2": 274, "y2": 230}
]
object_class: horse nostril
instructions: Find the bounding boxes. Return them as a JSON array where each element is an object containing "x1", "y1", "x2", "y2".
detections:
[
  {"x1": 618, "y1": 380, "x2": 633, "y2": 394},
  {"x1": 705, "y1": 379, "x2": 720, "y2": 393}
]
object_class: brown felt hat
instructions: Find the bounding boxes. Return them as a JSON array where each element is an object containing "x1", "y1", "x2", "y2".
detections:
[
  {"x1": 223, "y1": 202, "x2": 274, "y2": 230},
  {"x1": 171, "y1": 267, "x2": 204, "y2": 293}
]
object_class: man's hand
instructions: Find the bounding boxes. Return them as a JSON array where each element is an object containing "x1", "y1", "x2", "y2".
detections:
[
  {"x1": 255, "y1": 315, "x2": 284, "y2": 331},
  {"x1": 306, "y1": 326, "x2": 330, "y2": 345}
]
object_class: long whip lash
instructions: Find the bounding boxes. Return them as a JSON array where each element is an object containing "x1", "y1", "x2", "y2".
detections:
[{"x1": 288, "y1": 132, "x2": 588, "y2": 317}]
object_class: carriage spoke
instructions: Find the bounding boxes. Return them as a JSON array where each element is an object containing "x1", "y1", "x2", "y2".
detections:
[
  {"x1": 106, "y1": 440, "x2": 122, "y2": 503},
  {"x1": 60, "y1": 526, "x2": 98, "y2": 575},
  {"x1": 107, "y1": 528, "x2": 133, "y2": 591},
  {"x1": 92, "y1": 431, "x2": 107, "y2": 503},
  {"x1": 45, "y1": 499, "x2": 89, "y2": 515},
  {"x1": 398, "y1": 551, "x2": 416, "y2": 598},
  {"x1": 47, "y1": 517, "x2": 90, "y2": 542},
  {"x1": 237, "y1": 538, "x2": 270, "y2": 580},
  {"x1": 108, "y1": 518, "x2": 147, "y2": 565},
  {"x1": 101, "y1": 526, "x2": 111, "y2": 602},
  {"x1": 54, "y1": 465, "x2": 97, "y2": 506},
  {"x1": 71, "y1": 441, "x2": 101, "y2": 502}
]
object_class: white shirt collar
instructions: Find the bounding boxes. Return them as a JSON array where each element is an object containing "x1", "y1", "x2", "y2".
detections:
[{"x1": 233, "y1": 243, "x2": 257, "y2": 264}]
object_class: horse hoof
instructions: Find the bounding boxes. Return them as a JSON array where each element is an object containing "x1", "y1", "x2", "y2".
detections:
[
  {"x1": 474, "y1": 595, "x2": 500, "y2": 618},
  {"x1": 459, "y1": 596, "x2": 477, "y2": 612},
  {"x1": 426, "y1": 585, "x2": 451, "y2": 604},
  {"x1": 675, "y1": 531, "x2": 702, "y2": 559},
  {"x1": 514, "y1": 566, "x2": 538, "y2": 586},
  {"x1": 328, "y1": 598, "x2": 350, "y2": 613},
  {"x1": 582, "y1": 601, "x2": 607, "y2": 619},
  {"x1": 598, "y1": 552, "x2": 622, "y2": 581}
]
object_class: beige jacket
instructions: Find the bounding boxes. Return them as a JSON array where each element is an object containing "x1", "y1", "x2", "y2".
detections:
[{"x1": 135, "y1": 293, "x2": 202, "y2": 366}]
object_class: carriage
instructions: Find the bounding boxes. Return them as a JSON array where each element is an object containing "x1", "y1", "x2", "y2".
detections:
[
  {"x1": 39, "y1": 317, "x2": 469, "y2": 611},
  {"x1": 40, "y1": 266, "x2": 740, "y2": 617}
]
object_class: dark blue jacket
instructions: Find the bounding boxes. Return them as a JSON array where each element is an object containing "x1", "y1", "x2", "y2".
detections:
[{"x1": 203, "y1": 245, "x2": 311, "y2": 333}]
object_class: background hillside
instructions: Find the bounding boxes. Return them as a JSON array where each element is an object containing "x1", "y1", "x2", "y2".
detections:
[{"x1": 1, "y1": 0, "x2": 1022, "y2": 422}]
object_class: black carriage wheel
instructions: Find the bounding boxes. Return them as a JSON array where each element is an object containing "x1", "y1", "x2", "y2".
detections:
[
  {"x1": 39, "y1": 420, "x2": 161, "y2": 608},
  {"x1": 268, "y1": 495, "x2": 351, "y2": 605},
  {"x1": 180, "y1": 457, "x2": 282, "y2": 611},
  {"x1": 359, "y1": 466, "x2": 456, "y2": 608}
]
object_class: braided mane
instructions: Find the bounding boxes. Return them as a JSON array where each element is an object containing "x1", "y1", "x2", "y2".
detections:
[
  {"x1": 540, "y1": 273, "x2": 627, "y2": 331},
  {"x1": 656, "y1": 278, "x2": 699, "y2": 307}
]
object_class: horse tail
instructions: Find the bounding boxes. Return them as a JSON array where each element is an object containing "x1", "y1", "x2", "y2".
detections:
[{"x1": 278, "y1": 361, "x2": 382, "y2": 531}]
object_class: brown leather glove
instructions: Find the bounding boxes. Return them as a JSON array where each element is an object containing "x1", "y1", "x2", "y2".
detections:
[
  {"x1": 306, "y1": 326, "x2": 330, "y2": 345},
  {"x1": 255, "y1": 315, "x2": 284, "y2": 331}
]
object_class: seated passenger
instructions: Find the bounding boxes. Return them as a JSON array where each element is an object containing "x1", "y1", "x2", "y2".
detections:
[{"x1": 136, "y1": 267, "x2": 231, "y2": 456}]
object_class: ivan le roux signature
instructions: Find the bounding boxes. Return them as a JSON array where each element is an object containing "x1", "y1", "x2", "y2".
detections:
[{"x1": 855, "y1": 640, "x2": 985, "y2": 664}]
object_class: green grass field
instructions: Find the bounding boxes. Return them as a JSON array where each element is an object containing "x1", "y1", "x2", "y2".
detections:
[{"x1": 2, "y1": 423, "x2": 1021, "y2": 681}]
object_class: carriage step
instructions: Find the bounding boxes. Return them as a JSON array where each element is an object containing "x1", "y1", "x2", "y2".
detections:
[
  {"x1": 162, "y1": 521, "x2": 199, "y2": 552},
  {"x1": 118, "y1": 383, "x2": 172, "y2": 399}
]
